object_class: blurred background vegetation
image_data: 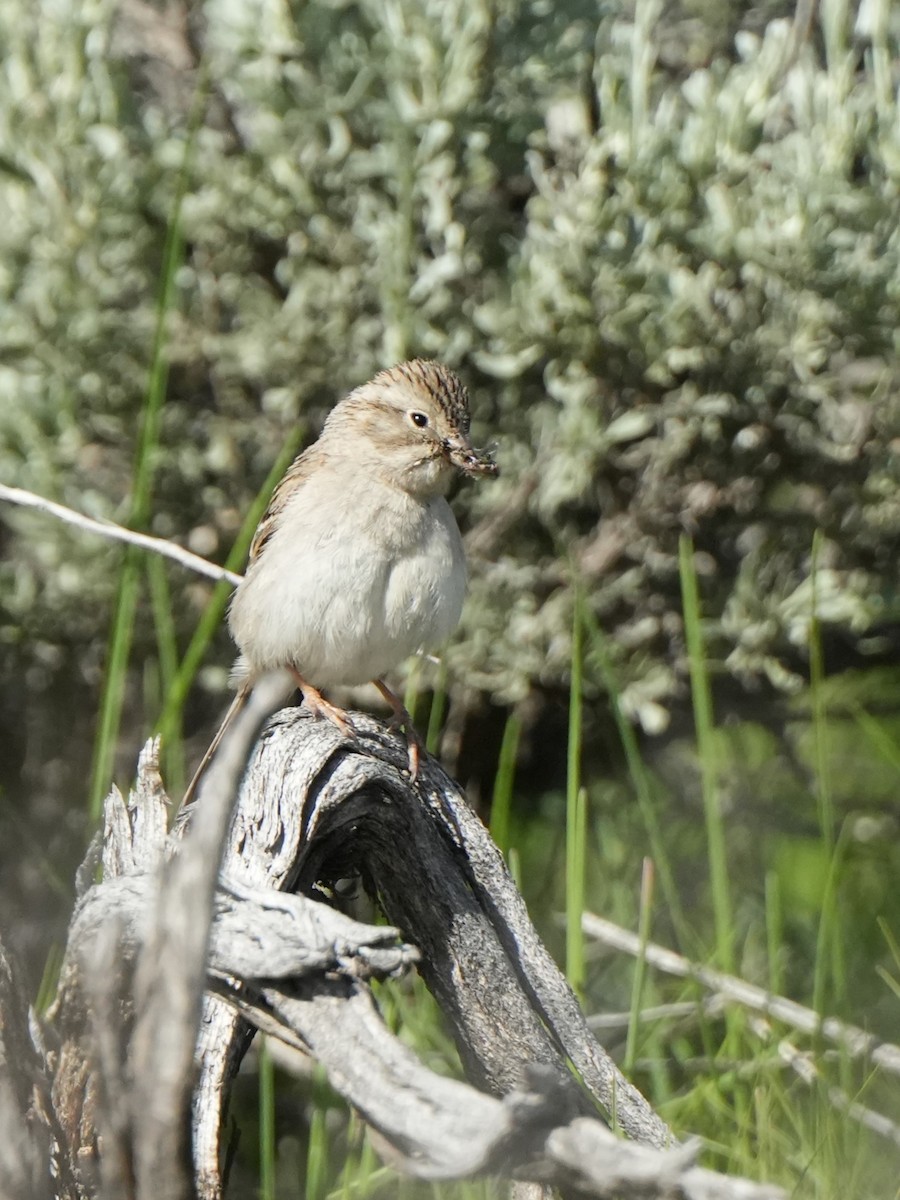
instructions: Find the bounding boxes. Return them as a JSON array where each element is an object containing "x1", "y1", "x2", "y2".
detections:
[{"x1": 1, "y1": 0, "x2": 899, "y2": 1195}]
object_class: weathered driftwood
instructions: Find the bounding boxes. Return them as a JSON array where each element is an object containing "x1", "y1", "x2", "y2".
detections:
[{"x1": 7, "y1": 676, "x2": 786, "y2": 1199}]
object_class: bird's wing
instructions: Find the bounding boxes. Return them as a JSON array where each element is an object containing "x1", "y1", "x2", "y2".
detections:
[{"x1": 247, "y1": 447, "x2": 319, "y2": 565}]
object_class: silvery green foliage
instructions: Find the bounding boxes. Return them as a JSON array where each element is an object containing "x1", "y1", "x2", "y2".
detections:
[
  {"x1": 473, "y1": 4, "x2": 900, "y2": 721},
  {"x1": 0, "y1": 0, "x2": 897, "y2": 727}
]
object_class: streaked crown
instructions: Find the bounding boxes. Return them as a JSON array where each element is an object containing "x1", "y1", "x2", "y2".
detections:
[{"x1": 372, "y1": 359, "x2": 472, "y2": 437}]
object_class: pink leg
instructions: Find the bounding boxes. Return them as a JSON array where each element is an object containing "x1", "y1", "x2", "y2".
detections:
[
  {"x1": 291, "y1": 670, "x2": 354, "y2": 739},
  {"x1": 372, "y1": 678, "x2": 424, "y2": 782}
]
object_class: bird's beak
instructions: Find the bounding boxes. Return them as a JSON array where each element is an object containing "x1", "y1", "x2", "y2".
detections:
[{"x1": 443, "y1": 435, "x2": 499, "y2": 478}]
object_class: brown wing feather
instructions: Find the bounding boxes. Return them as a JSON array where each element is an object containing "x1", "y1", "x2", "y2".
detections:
[{"x1": 247, "y1": 447, "x2": 318, "y2": 564}]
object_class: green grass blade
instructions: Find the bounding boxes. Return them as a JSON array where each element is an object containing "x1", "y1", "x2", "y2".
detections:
[
  {"x1": 147, "y1": 554, "x2": 183, "y2": 781},
  {"x1": 87, "y1": 108, "x2": 198, "y2": 819},
  {"x1": 809, "y1": 530, "x2": 845, "y2": 1014},
  {"x1": 489, "y1": 709, "x2": 521, "y2": 860},
  {"x1": 331, "y1": 1116, "x2": 381, "y2": 1200},
  {"x1": 679, "y1": 534, "x2": 734, "y2": 973},
  {"x1": 809, "y1": 530, "x2": 835, "y2": 851},
  {"x1": 305, "y1": 1068, "x2": 329, "y2": 1200},
  {"x1": 581, "y1": 607, "x2": 688, "y2": 942},
  {"x1": 765, "y1": 870, "x2": 784, "y2": 997},
  {"x1": 147, "y1": 555, "x2": 179, "y2": 701},
  {"x1": 259, "y1": 1036, "x2": 276, "y2": 1200},
  {"x1": 851, "y1": 703, "x2": 900, "y2": 774},
  {"x1": 402, "y1": 652, "x2": 421, "y2": 727},
  {"x1": 877, "y1": 916, "x2": 900, "y2": 971},
  {"x1": 567, "y1": 785, "x2": 588, "y2": 997},
  {"x1": 813, "y1": 820, "x2": 848, "y2": 1017},
  {"x1": 88, "y1": 558, "x2": 141, "y2": 819},
  {"x1": 624, "y1": 857, "x2": 655, "y2": 1075},
  {"x1": 566, "y1": 594, "x2": 586, "y2": 996},
  {"x1": 425, "y1": 659, "x2": 448, "y2": 755},
  {"x1": 34, "y1": 942, "x2": 64, "y2": 1015}
]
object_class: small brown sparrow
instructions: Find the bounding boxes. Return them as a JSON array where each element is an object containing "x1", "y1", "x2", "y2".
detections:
[{"x1": 185, "y1": 359, "x2": 497, "y2": 800}]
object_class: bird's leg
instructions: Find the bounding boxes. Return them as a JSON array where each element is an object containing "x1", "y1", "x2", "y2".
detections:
[
  {"x1": 372, "y1": 678, "x2": 423, "y2": 782},
  {"x1": 290, "y1": 669, "x2": 355, "y2": 739}
]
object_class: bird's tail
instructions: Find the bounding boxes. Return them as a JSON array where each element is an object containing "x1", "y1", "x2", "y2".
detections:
[{"x1": 178, "y1": 683, "x2": 251, "y2": 813}]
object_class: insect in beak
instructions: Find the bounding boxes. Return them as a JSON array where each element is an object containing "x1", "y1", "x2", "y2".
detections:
[{"x1": 443, "y1": 435, "x2": 500, "y2": 478}]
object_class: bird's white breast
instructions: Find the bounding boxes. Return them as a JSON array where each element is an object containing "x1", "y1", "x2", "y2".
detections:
[{"x1": 229, "y1": 467, "x2": 466, "y2": 688}]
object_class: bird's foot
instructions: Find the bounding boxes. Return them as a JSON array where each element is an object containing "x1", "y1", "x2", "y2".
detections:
[
  {"x1": 372, "y1": 679, "x2": 424, "y2": 783},
  {"x1": 291, "y1": 671, "x2": 356, "y2": 740}
]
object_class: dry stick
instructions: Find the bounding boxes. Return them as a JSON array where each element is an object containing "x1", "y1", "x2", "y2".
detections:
[
  {"x1": 167, "y1": 715, "x2": 786, "y2": 1198},
  {"x1": 0, "y1": 937, "x2": 77, "y2": 1200},
  {"x1": 47, "y1": 722, "x2": 786, "y2": 1195},
  {"x1": 742, "y1": 1015, "x2": 900, "y2": 1150},
  {"x1": 583, "y1": 913, "x2": 900, "y2": 1078},
  {"x1": 128, "y1": 672, "x2": 291, "y2": 1200},
  {"x1": 588, "y1": 998, "x2": 726, "y2": 1033},
  {"x1": 173, "y1": 706, "x2": 675, "y2": 1195},
  {"x1": 790, "y1": 1051, "x2": 900, "y2": 1148},
  {"x1": 417, "y1": 781, "x2": 669, "y2": 1146},
  {"x1": 0, "y1": 483, "x2": 243, "y2": 586}
]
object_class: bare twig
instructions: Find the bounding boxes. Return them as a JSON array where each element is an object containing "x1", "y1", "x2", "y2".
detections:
[
  {"x1": 0, "y1": 483, "x2": 242, "y2": 586},
  {"x1": 0, "y1": 939, "x2": 75, "y2": 1200},
  {"x1": 743, "y1": 1016, "x2": 900, "y2": 1150},
  {"x1": 583, "y1": 913, "x2": 900, "y2": 1079},
  {"x1": 587, "y1": 997, "x2": 726, "y2": 1033}
]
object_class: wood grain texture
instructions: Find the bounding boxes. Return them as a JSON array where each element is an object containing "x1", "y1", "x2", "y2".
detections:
[{"x1": 18, "y1": 687, "x2": 785, "y2": 1200}]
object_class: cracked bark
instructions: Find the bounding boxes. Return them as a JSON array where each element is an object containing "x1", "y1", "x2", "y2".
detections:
[{"x1": 5, "y1": 680, "x2": 784, "y2": 1200}]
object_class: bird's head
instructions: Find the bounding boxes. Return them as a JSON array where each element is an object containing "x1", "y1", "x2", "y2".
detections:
[{"x1": 326, "y1": 360, "x2": 499, "y2": 498}]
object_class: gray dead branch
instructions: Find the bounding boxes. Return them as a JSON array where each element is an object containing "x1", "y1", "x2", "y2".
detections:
[{"x1": 2, "y1": 676, "x2": 784, "y2": 1199}]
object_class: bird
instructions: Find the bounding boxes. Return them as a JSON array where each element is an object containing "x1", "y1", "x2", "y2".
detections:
[{"x1": 183, "y1": 358, "x2": 498, "y2": 804}]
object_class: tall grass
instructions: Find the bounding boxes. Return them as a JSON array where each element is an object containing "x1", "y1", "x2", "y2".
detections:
[
  {"x1": 87, "y1": 109, "x2": 196, "y2": 819},
  {"x1": 489, "y1": 710, "x2": 521, "y2": 861},
  {"x1": 581, "y1": 606, "x2": 687, "y2": 942},
  {"x1": 566, "y1": 593, "x2": 586, "y2": 996},
  {"x1": 809, "y1": 530, "x2": 845, "y2": 1017},
  {"x1": 259, "y1": 1037, "x2": 276, "y2": 1200},
  {"x1": 678, "y1": 535, "x2": 734, "y2": 974},
  {"x1": 624, "y1": 857, "x2": 654, "y2": 1076},
  {"x1": 305, "y1": 1068, "x2": 330, "y2": 1200}
]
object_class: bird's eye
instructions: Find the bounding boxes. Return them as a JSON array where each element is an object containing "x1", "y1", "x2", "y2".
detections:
[{"x1": 409, "y1": 411, "x2": 429, "y2": 428}]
